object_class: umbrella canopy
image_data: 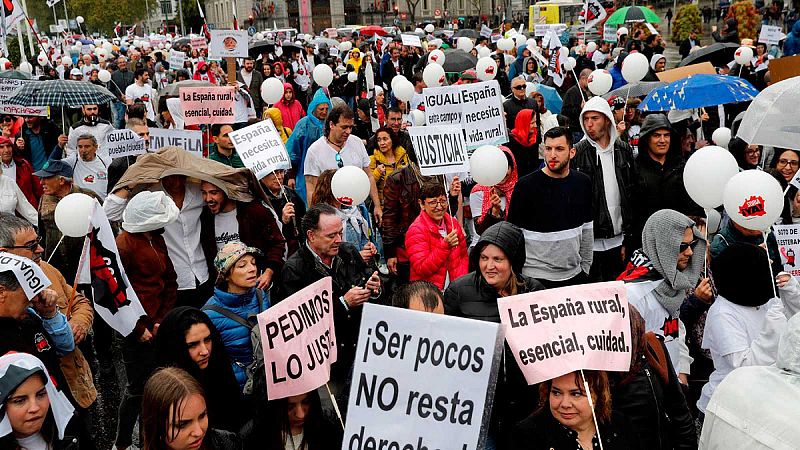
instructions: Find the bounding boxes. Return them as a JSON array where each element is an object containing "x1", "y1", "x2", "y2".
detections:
[
  {"x1": 248, "y1": 39, "x2": 276, "y2": 57},
  {"x1": 174, "y1": 37, "x2": 191, "y2": 47},
  {"x1": 279, "y1": 41, "x2": 303, "y2": 54},
  {"x1": 7, "y1": 80, "x2": 116, "y2": 108},
  {"x1": 603, "y1": 80, "x2": 666, "y2": 99},
  {"x1": 606, "y1": 6, "x2": 661, "y2": 25},
  {"x1": 359, "y1": 25, "x2": 388, "y2": 36},
  {"x1": 639, "y1": 74, "x2": 758, "y2": 112},
  {"x1": 159, "y1": 79, "x2": 214, "y2": 96},
  {"x1": 313, "y1": 37, "x2": 339, "y2": 47},
  {"x1": 0, "y1": 70, "x2": 32, "y2": 80},
  {"x1": 454, "y1": 29, "x2": 480, "y2": 39},
  {"x1": 528, "y1": 83, "x2": 563, "y2": 114},
  {"x1": 441, "y1": 49, "x2": 478, "y2": 72},
  {"x1": 678, "y1": 42, "x2": 739, "y2": 68},
  {"x1": 737, "y1": 77, "x2": 800, "y2": 151}
]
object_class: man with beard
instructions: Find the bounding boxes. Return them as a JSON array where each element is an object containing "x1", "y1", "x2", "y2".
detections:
[
  {"x1": 64, "y1": 104, "x2": 114, "y2": 158},
  {"x1": 237, "y1": 57, "x2": 264, "y2": 117},
  {"x1": 125, "y1": 68, "x2": 156, "y2": 122},
  {"x1": 508, "y1": 126, "x2": 593, "y2": 288}
]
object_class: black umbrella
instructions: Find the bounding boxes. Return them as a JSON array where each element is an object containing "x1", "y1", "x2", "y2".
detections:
[
  {"x1": 454, "y1": 29, "x2": 479, "y2": 39},
  {"x1": 442, "y1": 49, "x2": 478, "y2": 72},
  {"x1": 678, "y1": 42, "x2": 739, "y2": 68},
  {"x1": 174, "y1": 37, "x2": 191, "y2": 47},
  {"x1": 602, "y1": 81, "x2": 666, "y2": 99},
  {"x1": 279, "y1": 41, "x2": 303, "y2": 54},
  {"x1": 248, "y1": 39, "x2": 276, "y2": 57}
]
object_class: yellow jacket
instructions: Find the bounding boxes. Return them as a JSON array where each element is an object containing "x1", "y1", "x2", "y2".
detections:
[{"x1": 369, "y1": 146, "x2": 410, "y2": 203}]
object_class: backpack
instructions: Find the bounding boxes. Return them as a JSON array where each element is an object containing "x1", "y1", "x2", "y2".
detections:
[{"x1": 202, "y1": 289, "x2": 267, "y2": 395}]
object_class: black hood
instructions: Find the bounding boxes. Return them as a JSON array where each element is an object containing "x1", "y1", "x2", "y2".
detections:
[
  {"x1": 638, "y1": 113, "x2": 672, "y2": 142},
  {"x1": 713, "y1": 242, "x2": 775, "y2": 307},
  {"x1": 469, "y1": 222, "x2": 526, "y2": 274}
]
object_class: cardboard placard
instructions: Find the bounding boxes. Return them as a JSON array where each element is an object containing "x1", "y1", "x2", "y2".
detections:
[
  {"x1": 768, "y1": 55, "x2": 800, "y2": 83},
  {"x1": 407, "y1": 125, "x2": 470, "y2": 176},
  {"x1": 401, "y1": 34, "x2": 422, "y2": 48},
  {"x1": 190, "y1": 37, "x2": 208, "y2": 49},
  {"x1": 168, "y1": 50, "x2": 186, "y2": 70},
  {"x1": 656, "y1": 62, "x2": 716, "y2": 83},
  {"x1": 775, "y1": 224, "x2": 800, "y2": 279},
  {"x1": 534, "y1": 23, "x2": 566, "y2": 37},
  {"x1": 603, "y1": 24, "x2": 618, "y2": 43},
  {"x1": 0, "y1": 78, "x2": 48, "y2": 117},
  {"x1": 758, "y1": 24, "x2": 783, "y2": 46},
  {"x1": 209, "y1": 29, "x2": 249, "y2": 58},
  {"x1": 228, "y1": 118, "x2": 292, "y2": 179},
  {"x1": 0, "y1": 254, "x2": 51, "y2": 299}
]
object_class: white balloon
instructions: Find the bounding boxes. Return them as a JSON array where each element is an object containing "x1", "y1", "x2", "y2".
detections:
[
  {"x1": 734, "y1": 46, "x2": 753, "y2": 65},
  {"x1": 587, "y1": 42, "x2": 597, "y2": 53},
  {"x1": 98, "y1": 69, "x2": 112, "y2": 83},
  {"x1": 391, "y1": 75, "x2": 407, "y2": 90},
  {"x1": 723, "y1": 169, "x2": 784, "y2": 231},
  {"x1": 477, "y1": 46, "x2": 491, "y2": 58},
  {"x1": 331, "y1": 166, "x2": 371, "y2": 206},
  {"x1": 425, "y1": 24, "x2": 435, "y2": 33},
  {"x1": 261, "y1": 77, "x2": 285, "y2": 104},
  {"x1": 497, "y1": 38, "x2": 514, "y2": 51},
  {"x1": 457, "y1": 37, "x2": 474, "y2": 53},
  {"x1": 470, "y1": 145, "x2": 509, "y2": 186},
  {"x1": 587, "y1": 69, "x2": 613, "y2": 95},
  {"x1": 394, "y1": 79, "x2": 415, "y2": 102},
  {"x1": 76, "y1": 15, "x2": 84, "y2": 24},
  {"x1": 18, "y1": 62, "x2": 32, "y2": 73},
  {"x1": 414, "y1": 28, "x2": 424, "y2": 34},
  {"x1": 410, "y1": 109, "x2": 425, "y2": 126},
  {"x1": 712, "y1": 127, "x2": 732, "y2": 148},
  {"x1": 37, "y1": 53, "x2": 48, "y2": 66},
  {"x1": 684, "y1": 145, "x2": 740, "y2": 209},
  {"x1": 526, "y1": 38, "x2": 538, "y2": 49},
  {"x1": 705, "y1": 208, "x2": 722, "y2": 234},
  {"x1": 55, "y1": 193, "x2": 95, "y2": 237},
  {"x1": 96, "y1": 48, "x2": 107, "y2": 60},
  {"x1": 564, "y1": 56, "x2": 577, "y2": 71},
  {"x1": 423, "y1": 63, "x2": 445, "y2": 87},
  {"x1": 72, "y1": 44, "x2": 82, "y2": 53},
  {"x1": 255, "y1": 32, "x2": 264, "y2": 40},
  {"x1": 62, "y1": 57, "x2": 72, "y2": 67},
  {"x1": 339, "y1": 41, "x2": 352, "y2": 52},
  {"x1": 621, "y1": 52, "x2": 649, "y2": 83},
  {"x1": 475, "y1": 56, "x2": 498, "y2": 81},
  {"x1": 103, "y1": 42, "x2": 113, "y2": 53},
  {"x1": 313, "y1": 64, "x2": 334, "y2": 87},
  {"x1": 617, "y1": 27, "x2": 629, "y2": 37},
  {"x1": 514, "y1": 35, "x2": 526, "y2": 47},
  {"x1": 428, "y1": 49, "x2": 445, "y2": 65},
  {"x1": 165, "y1": 43, "x2": 172, "y2": 50},
  {"x1": 347, "y1": 71, "x2": 358, "y2": 82}
]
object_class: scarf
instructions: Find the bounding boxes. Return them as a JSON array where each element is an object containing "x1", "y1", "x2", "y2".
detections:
[
  {"x1": 471, "y1": 146, "x2": 518, "y2": 221},
  {"x1": 510, "y1": 109, "x2": 538, "y2": 147}
]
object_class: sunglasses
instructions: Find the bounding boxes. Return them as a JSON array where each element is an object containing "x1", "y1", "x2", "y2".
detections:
[
  {"x1": 679, "y1": 239, "x2": 699, "y2": 253},
  {"x1": 1, "y1": 117, "x2": 13, "y2": 123},
  {"x1": 512, "y1": 85, "x2": 526, "y2": 90},
  {"x1": 335, "y1": 152, "x2": 343, "y2": 168},
  {"x1": 6, "y1": 236, "x2": 42, "y2": 251}
]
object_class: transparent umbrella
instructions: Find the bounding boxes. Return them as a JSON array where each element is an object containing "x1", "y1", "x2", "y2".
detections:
[{"x1": 737, "y1": 77, "x2": 800, "y2": 151}]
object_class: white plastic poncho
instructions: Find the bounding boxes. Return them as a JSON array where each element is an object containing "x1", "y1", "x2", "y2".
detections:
[{"x1": 122, "y1": 190, "x2": 180, "y2": 233}]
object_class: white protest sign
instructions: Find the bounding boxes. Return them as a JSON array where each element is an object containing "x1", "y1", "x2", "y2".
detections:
[
  {"x1": 257, "y1": 277, "x2": 337, "y2": 400},
  {"x1": 407, "y1": 125, "x2": 470, "y2": 176},
  {"x1": 499, "y1": 281, "x2": 632, "y2": 385},
  {"x1": 423, "y1": 80, "x2": 508, "y2": 150},
  {"x1": 401, "y1": 34, "x2": 422, "y2": 48},
  {"x1": 603, "y1": 25, "x2": 618, "y2": 43},
  {"x1": 775, "y1": 224, "x2": 800, "y2": 278},
  {"x1": 190, "y1": 37, "x2": 208, "y2": 49},
  {"x1": 105, "y1": 129, "x2": 146, "y2": 158},
  {"x1": 209, "y1": 29, "x2": 249, "y2": 58},
  {"x1": 0, "y1": 78, "x2": 48, "y2": 116},
  {"x1": 480, "y1": 25, "x2": 493, "y2": 38},
  {"x1": 0, "y1": 253, "x2": 51, "y2": 299},
  {"x1": 534, "y1": 23, "x2": 567, "y2": 37},
  {"x1": 759, "y1": 24, "x2": 783, "y2": 46},
  {"x1": 168, "y1": 50, "x2": 186, "y2": 69},
  {"x1": 148, "y1": 128, "x2": 203, "y2": 156},
  {"x1": 229, "y1": 118, "x2": 292, "y2": 179},
  {"x1": 344, "y1": 304, "x2": 502, "y2": 450}
]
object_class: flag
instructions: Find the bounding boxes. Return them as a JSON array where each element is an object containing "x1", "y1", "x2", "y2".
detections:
[
  {"x1": 114, "y1": 22, "x2": 122, "y2": 38},
  {"x1": 2, "y1": 0, "x2": 25, "y2": 36},
  {"x1": 197, "y1": 0, "x2": 211, "y2": 41},
  {"x1": 580, "y1": 0, "x2": 607, "y2": 31},
  {"x1": 547, "y1": 30, "x2": 567, "y2": 87},
  {"x1": 232, "y1": 0, "x2": 239, "y2": 30},
  {"x1": 77, "y1": 201, "x2": 147, "y2": 337}
]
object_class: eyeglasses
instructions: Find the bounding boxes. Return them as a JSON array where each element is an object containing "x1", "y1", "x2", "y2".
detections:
[
  {"x1": 745, "y1": 149, "x2": 761, "y2": 155},
  {"x1": 6, "y1": 236, "x2": 42, "y2": 251},
  {"x1": 335, "y1": 152, "x2": 343, "y2": 168},
  {"x1": 512, "y1": 85, "x2": 526, "y2": 90},
  {"x1": 679, "y1": 238, "x2": 699, "y2": 253},
  {"x1": 425, "y1": 198, "x2": 448, "y2": 208},
  {"x1": 778, "y1": 159, "x2": 799, "y2": 169}
]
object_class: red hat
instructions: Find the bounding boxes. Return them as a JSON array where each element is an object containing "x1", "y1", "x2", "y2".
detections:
[{"x1": 0, "y1": 136, "x2": 12, "y2": 146}]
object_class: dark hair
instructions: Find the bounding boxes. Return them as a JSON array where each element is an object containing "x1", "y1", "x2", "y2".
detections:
[
  {"x1": 324, "y1": 104, "x2": 355, "y2": 137},
  {"x1": 302, "y1": 203, "x2": 339, "y2": 235},
  {"x1": 543, "y1": 126, "x2": 573, "y2": 148},
  {"x1": 0, "y1": 372, "x2": 58, "y2": 449},
  {"x1": 211, "y1": 123, "x2": 233, "y2": 137},
  {"x1": 770, "y1": 148, "x2": 800, "y2": 169},
  {"x1": 374, "y1": 127, "x2": 397, "y2": 150},
  {"x1": 418, "y1": 181, "x2": 447, "y2": 202},
  {"x1": 392, "y1": 281, "x2": 443, "y2": 311},
  {"x1": 387, "y1": 107, "x2": 403, "y2": 117},
  {"x1": 133, "y1": 68, "x2": 148, "y2": 79},
  {"x1": 412, "y1": 72, "x2": 424, "y2": 84},
  {"x1": 0, "y1": 270, "x2": 20, "y2": 291},
  {"x1": 127, "y1": 102, "x2": 148, "y2": 120},
  {"x1": 537, "y1": 370, "x2": 612, "y2": 424}
]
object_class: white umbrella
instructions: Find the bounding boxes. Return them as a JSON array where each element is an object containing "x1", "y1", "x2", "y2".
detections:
[{"x1": 737, "y1": 76, "x2": 800, "y2": 151}]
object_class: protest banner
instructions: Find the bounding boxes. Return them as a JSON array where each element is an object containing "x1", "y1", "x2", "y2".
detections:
[
  {"x1": 499, "y1": 281, "x2": 632, "y2": 385},
  {"x1": 257, "y1": 277, "x2": 337, "y2": 400},
  {"x1": 148, "y1": 128, "x2": 203, "y2": 156},
  {"x1": 401, "y1": 34, "x2": 422, "y2": 48},
  {"x1": 0, "y1": 78, "x2": 48, "y2": 116},
  {"x1": 209, "y1": 29, "x2": 249, "y2": 58},
  {"x1": 603, "y1": 24, "x2": 618, "y2": 43},
  {"x1": 480, "y1": 24, "x2": 493, "y2": 38},
  {"x1": 775, "y1": 224, "x2": 800, "y2": 278},
  {"x1": 229, "y1": 118, "x2": 292, "y2": 179},
  {"x1": 407, "y1": 125, "x2": 469, "y2": 176},
  {"x1": 534, "y1": 23, "x2": 567, "y2": 37},
  {"x1": 180, "y1": 87, "x2": 236, "y2": 126},
  {"x1": 758, "y1": 24, "x2": 783, "y2": 46},
  {"x1": 0, "y1": 253, "x2": 51, "y2": 299},
  {"x1": 105, "y1": 129, "x2": 146, "y2": 158},
  {"x1": 168, "y1": 50, "x2": 186, "y2": 69},
  {"x1": 343, "y1": 303, "x2": 502, "y2": 450},
  {"x1": 190, "y1": 37, "x2": 208, "y2": 49},
  {"x1": 423, "y1": 80, "x2": 507, "y2": 150}
]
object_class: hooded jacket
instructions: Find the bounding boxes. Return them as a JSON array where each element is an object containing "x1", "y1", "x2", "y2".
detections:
[
  {"x1": 508, "y1": 44, "x2": 528, "y2": 79},
  {"x1": 285, "y1": 89, "x2": 333, "y2": 204},
  {"x1": 784, "y1": 21, "x2": 800, "y2": 57},
  {"x1": 273, "y1": 83, "x2": 305, "y2": 130},
  {"x1": 263, "y1": 107, "x2": 292, "y2": 143},
  {"x1": 573, "y1": 96, "x2": 636, "y2": 248},
  {"x1": 508, "y1": 109, "x2": 541, "y2": 177}
]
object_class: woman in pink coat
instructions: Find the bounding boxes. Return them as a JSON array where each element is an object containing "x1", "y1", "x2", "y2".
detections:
[
  {"x1": 406, "y1": 181, "x2": 469, "y2": 289},
  {"x1": 273, "y1": 83, "x2": 305, "y2": 130}
]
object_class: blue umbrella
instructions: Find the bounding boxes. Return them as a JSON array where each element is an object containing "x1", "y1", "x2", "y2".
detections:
[
  {"x1": 528, "y1": 83, "x2": 563, "y2": 114},
  {"x1": 639, "y1": 74, "x2": 759, "y2": 112}
]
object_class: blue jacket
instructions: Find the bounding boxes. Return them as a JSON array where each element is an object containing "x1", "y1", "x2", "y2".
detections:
[
  {"x1": 508, "y1": 44, "x2": 527, "y2": 79},
  {"x1": 203, "y1": 288, "x2": 269, "y2": 390},
  {"x1": 609, "y1": 65, "x2": 626, "y2": 91},
  {"x1": 285, "y1": 89, "x2": 333, "y2": 204},
  {"x1": 784, "y1": 21, "x2": 800, "y2": 57}
]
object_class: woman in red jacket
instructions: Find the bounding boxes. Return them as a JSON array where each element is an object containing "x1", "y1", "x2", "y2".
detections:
[
  {"x1": 1, "y1": 136, "x2": 42, "y2": 208},
  {"x1": 406, "y1": 181, "x2": 468, "y2": 290}
]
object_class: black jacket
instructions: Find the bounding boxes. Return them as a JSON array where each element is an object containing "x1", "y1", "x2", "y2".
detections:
[
  {"x1": 237, "y1": 69, "x2": 265, "y2": 113},
  {"x1": 611, "y1": 343, "x2": 697, "y2": 450},
  {"x1": 264, "y1": 187, "x2": 306, "y2": 257},
  {"x1": 206, "y1": 428, "x2": 243, "y2": 450},
  {"x1": 110, "y1": 68, "x2": 135, "y2": 100},
  {"x1": 502, "y1": 96, "x2": 538, "y2": 131},
  {"x1": 17, "y1": 120, "x2": 62, "y2": 169},
  {"x1": 561, "y1": 84, "x2": 588, "y2": 133},
  {"x1": 511, "y1": 411, "x2": 640, "y2": 450},
  {"x1": 572, "y1": 138, "x2": 637, "y2": 247},
  {"x1": 0, "y1": 315, "x2": 69, "y2": 400}
]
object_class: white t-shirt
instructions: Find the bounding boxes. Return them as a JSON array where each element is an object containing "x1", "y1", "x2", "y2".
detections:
[
  {"x1": 233, "y1": 85, "x2": 257, "y2": 124},
  {"x1": 304, "y1": 135, "x2": 370, "y2": 177},
  {"x1": 63, "y1": 154, "x2": 111, "y2": 200},
  {"x1": 0, "y1": 174, "x2": 37, "y2": 225},
  {"x1": 16, "y1": 433, "x2": 48, "y2": 450},
  {"x1": 1, "y1": 160, "x2": 16, "y2": 181},
  {"x1": 292, "y1": 59, "x2": 312, "y2": 90},
  {"x1": 125, "y1": 82, "x2": 156, "y2": 121},
  {"x1": 215, "y1": 208, "x2": 240, "y2": 250}
]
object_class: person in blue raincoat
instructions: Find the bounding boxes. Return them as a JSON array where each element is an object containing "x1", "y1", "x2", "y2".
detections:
[
  {"x1": 285, "y1": 89, "x2": 333, "y2": 204},
  {"x1": 508, "y1": 44, "x2": 529, "y2": 79}
]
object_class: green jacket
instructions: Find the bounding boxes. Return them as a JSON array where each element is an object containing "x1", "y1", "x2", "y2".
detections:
[{"x1": 208, "y1": 147, "x2": 244, "y2": 168}]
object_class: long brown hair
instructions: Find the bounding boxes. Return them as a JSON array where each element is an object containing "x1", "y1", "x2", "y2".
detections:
[
  {"x1": 310, "y1": 169, "x2": 338, "y2": 207},
  {"x1": 142, "y1": 367, "x2": 206, "y2": 450},
  {"x1": 537, "y1": 370, "x2": 613, "y2": 424}
]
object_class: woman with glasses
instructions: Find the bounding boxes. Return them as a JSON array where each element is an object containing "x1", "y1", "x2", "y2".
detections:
[
  {"x1": 770, "y1": 148, "x2": 800, "y2": 184},
  {"x1": 729, "y1": 137, "x2": 763, "y2": 170},
  {"x1": 405, "y1": 182, "x2": 468, "y2": 290}
]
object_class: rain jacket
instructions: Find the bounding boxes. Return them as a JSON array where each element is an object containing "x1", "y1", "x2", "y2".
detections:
[
  {"x1": 369, "y1": 145, "x2": 409, "y2": 204},
  {"x1": 406, "y1": 210, "x2": 469, "y2": 289},
  {"x1": 285, "y1": 89, "x2": 333, "y2": 204},
  {"x1": 784, "y1": 21, "x2": 800, "y2": 57},
  {"x1": 508, "y1": 44, "x2": 527, "y2": 79},
  {"x1": 273, "y1": 83, "x2": 305, "y2": 130},
  {"x1": 263, "y1": 107, "x2": 292, "y2": 143}
]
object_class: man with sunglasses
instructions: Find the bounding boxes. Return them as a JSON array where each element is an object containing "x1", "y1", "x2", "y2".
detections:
[
  {"x1": 618, "y1": 209, "x2": 711, "y2": 388},
  {"x1": 502, "y1": 76, "x2": 538, "y2": 130}
]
